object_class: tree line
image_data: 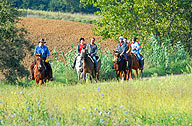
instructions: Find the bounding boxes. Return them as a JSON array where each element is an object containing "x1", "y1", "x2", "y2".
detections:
[
  {"x1": 8, "y1": 0, "x2": 98, "y2": 13},
  {"x1": 81, "y1": 0, "x2": 192, "y2": 53}
]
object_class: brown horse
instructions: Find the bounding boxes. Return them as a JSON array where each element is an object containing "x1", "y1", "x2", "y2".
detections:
[
  {"x1": 113, "y1": 51, "x2": 132, "y2": 82},
  {"x1": 127, "y1": 52, "x2": 144, "y2": 79},
  {"x1": 34, "y1": 54, "x2": 49, "y2": 86},
  {"x1": 81, "y1": 48, "x2": 101, "y2": 82}
]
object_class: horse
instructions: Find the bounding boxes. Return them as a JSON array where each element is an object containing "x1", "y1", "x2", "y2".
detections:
[
  {"x1": 127, "y1": 52, "x2": 144, "y2": 79},
  {"x1": 80, "y1": 48, "x2": 101, "y2": 82},
  {"x1": 75, "y1": 55, "x2": 83, "y2": 81},
  {"x1": 113, "y1": 50, "x2": 132, "y2": 82},
  {"x1": 34, "y1": 54, "x2": 49, "y2": 86}
]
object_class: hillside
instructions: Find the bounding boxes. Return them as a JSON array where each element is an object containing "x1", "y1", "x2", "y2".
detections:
[{"x1": 18, "y1": 17, "x2": 116, "y2": 69}]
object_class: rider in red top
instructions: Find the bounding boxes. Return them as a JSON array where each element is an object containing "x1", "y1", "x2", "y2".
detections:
[{"x1": 72, "y1": 38, "x2": 86, "y2": 69}]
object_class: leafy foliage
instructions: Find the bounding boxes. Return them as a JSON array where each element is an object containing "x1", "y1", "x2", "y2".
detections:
[
  {"x1": 81, "y1": 0, "x2": 192, "y2": 53},
  {"x1": 0, "y1": 0, "x2": 33, "y2": 83}
]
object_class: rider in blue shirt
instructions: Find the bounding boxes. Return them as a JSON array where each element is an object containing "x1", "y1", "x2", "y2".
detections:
[
  {"x1": 29, "y1": 38, "x2": 53, "y2": 81},
  {"x1": 130, "y1": 37, "x2": 143, "y2": 69}
]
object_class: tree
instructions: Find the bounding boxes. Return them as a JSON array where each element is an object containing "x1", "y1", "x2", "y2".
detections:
[
  {"x1": 81, "y1": 0, "x2": 191, "y2": 52},
  {"x1": 0, "y1": 0, "x2": 33, "y2": 83}
]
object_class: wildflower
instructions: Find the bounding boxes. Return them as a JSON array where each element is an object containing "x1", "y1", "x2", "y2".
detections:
[
  {"x1": 124, "y1": 111, "x2": 128, "y2": 114},
  {"x1": 179, "y1": 117, "x2": 183, "y2": 120},
  {"x1": 94, "y1": 107, "x2": 97, "y2": 111},
  {"x1": 29, "y1": 110, "x2": 32, "y2": 112},
  {"x1": 89, "y1": 112, "x2": 92, "y2": 115},
  {"x1": 174, "y1": 96, "x2": 177, "y2": 98},
  {"x1": 170, "y1": 114, "x2": 173, "y2": 118},
  {"x1": 0, "y1": 120, "x2": 1, "y2": 123},
  {"x1": 28, "y1": 116, "x2": 32, "y2": 119},
  {"x1": 57, "y1": 122, "x2": 60, "y2": 125},
  {"x1": 120, "y1": 105, "x2": 123, "y2": 109},
  {"x1": 107, "y1": 111, "x2": 111, "y2": 115},
  {"x1": 37, "y1": 104, "x2": 40, "y2": 107},
  {"x1": 97, "y1": 88, "x2": 100, "y2": 91},
  {"x1": 13, "y1": 113, "x2": 16, "y2": 116},
  {"x1": 99, "y1": 111, "x2": 102, "y2": 115},
  {"x1": 56, "y1": 107, "x2": 58, "y2": 110},
  {"x1": 25, "y1": 101, "x2": 28, "y2": 104},
  {"x1": 101, "y1": 93, "x2": 104, "y2": 96},
  {"x1": 20, "y1": 91, "x2": 23, "y2": 95},
  {"x1": 100, "y1": 119, "x2": 103, "y2": 123},
  {"x1": 27, "y1": 107, "x2": 30, "y2": 109},
  {"x1": 93, "y1": 114, "x2": 96, "y2": 117},
  {"x1": 130, "y1": 113, "x2": 133, "y2": 115},
  {"x1": 0, "y1": 101, "x2": 2, "y2": 103},
  {"x1": 82, "y1": 107, "x2": 85, "y2": 110},
  {"x1": 152, "y1": 109, "x2": 154, "y2": 111}
]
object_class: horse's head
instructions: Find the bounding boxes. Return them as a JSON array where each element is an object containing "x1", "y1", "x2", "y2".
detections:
[
  {"x1": 80, "y1": 48, "x2": 87, "y2": 59},
  {"x1": 113, "y1": 50, "x2": 120, "y2": 63},
  {"x1": 35, "y1": 54, "x2": 43, "y2": 71}
]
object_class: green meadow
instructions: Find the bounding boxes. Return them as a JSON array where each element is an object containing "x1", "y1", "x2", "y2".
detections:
[{"x1": 0, "y1": 74, "x2": 191, "y2": 125}]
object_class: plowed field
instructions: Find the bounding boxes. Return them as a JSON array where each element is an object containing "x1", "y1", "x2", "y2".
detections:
[{"x1": 19, "y1": 17, "x2": 116, "y2": 69}]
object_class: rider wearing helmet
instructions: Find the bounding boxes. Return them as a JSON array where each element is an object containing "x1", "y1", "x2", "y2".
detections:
[
  {"x1": 86, "y1": 37, "x2": 98, "y2": 74},
  {"x1": 116, "y1": 36, "x2": 128, "y2": 61},
  {"x1": 29, "y1": 38, "x2": 53, "y2": 81},
  {"x1": 130, "y1": 37, "x2": 143, "y2": 69},
  {"x1": 72, "y1": 38, "x2": 86, "y2": 69}
]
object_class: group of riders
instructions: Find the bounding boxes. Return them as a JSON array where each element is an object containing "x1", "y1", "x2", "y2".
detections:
[{"x1": 29, "y1": 36, "x2": 143, "y2": 81}]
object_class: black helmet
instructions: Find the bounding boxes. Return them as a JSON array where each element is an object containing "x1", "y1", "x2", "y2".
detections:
[{"x1": 79, "y1": 38, "x2": 85, "y2": 42}]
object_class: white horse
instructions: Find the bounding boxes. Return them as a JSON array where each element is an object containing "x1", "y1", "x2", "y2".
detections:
[{"x1": 75, "y1": 55, "x2": 84, "y2": 80}]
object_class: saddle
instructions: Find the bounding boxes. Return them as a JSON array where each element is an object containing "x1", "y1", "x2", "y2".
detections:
[{"x1": 130, "y1": 52, "x2": 144, "y2": 61}]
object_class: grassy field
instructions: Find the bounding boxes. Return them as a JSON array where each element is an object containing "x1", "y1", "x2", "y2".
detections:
[
  {"x1": 19, "y1": 9, "x2": 98, "y2": 24},
  {"x1": 0, "y1": 74, "x2": 191, "y2": 125}
]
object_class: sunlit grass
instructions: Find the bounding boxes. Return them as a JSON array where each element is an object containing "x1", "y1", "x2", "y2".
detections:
[{"x1": 0, "y1": 74, "x2": 191, "y2": 125}]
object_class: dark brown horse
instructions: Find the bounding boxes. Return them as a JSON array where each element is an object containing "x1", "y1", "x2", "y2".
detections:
[
  {"x1": 81, "y1": 49, "x2": 101, "y2": 82},
  {"x1": 127, "y1": 52, "x2": 144, "y2": 79},
  {"x1": 113, "y1": 51, "x2": 132, "y2": 82},
  {"x1": 34, "y1": 54, "x2": 48, "y2": 86}
]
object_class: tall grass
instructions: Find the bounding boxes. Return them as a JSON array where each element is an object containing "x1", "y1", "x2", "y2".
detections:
[
  {"x1": 143, "y1": 34, "x2": 191, "y2": 76},
  {"x1": 0, "y1": 74, "x2": 191, "y2": 125},
  {"x1": 19, "y1": 9, "x2": 98, "y2": 24}
]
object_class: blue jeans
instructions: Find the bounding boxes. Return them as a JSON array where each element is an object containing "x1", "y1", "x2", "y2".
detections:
[
  {"x1": 136, "y1": 53, "x2": 143, "y2": 68},
  {"x1": 92, "y1": 56, "x2": 97, "y2": 68}
]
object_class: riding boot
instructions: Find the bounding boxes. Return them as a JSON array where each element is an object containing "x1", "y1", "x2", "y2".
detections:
[{"x1": 72, "y1": 58, "x2": 76, "y2": 69}]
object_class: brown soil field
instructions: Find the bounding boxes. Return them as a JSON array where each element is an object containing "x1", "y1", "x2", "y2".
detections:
[{"x1": 18, "y1": 17, "x2": 117, "y2": 70}]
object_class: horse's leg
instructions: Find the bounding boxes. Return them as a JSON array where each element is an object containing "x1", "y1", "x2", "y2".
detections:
[
  {"x1": 39, "y1": 80, "x2": 43, "y2": 86},
  {"x1": 121, "y1": 71, "x2": 125, "y2": 83},
  {"x1": 126, "y1": 70, "x2": 130, "y2": 80},
  {"x1": 130, "y1": 69, "x2": 132, "y2": 79},
  {"x1": 140, "y1": 69, "x2": 143, "y2": 79},
  {"x1": 96, "y1": 72, "x2": 99, "y2": 81},
  {"x1": 136, "y1": 69, "x2": 139, "y2": 80},
  {"x1": 35, "y1": 79, "x2": 39, "y2": 86}
]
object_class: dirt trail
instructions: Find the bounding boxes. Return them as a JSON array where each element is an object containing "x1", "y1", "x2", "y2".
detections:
[{"x1": 18, "y1": 17, "x2": 116, "y2": 69}]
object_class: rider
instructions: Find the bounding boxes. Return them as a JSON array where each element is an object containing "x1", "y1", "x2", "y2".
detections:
[
  {"x1": 86, "y1": 37, "x2": 98, "y2": 74},
  {"x1": 123, "y1": 37, "x2": 131, "y2": 52},
  {"x1": 29, "y1": 38, "x2": 53, "y2": 81},
  {"x1": 130, "y1": 37, "x2": 143, "y2": 69},
  {"x1": 116, "y1": 36, "x2": 128, "y2": 62},
  {"x1": 72, "y1": 38, "x2": 86, "y2": 69}
]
